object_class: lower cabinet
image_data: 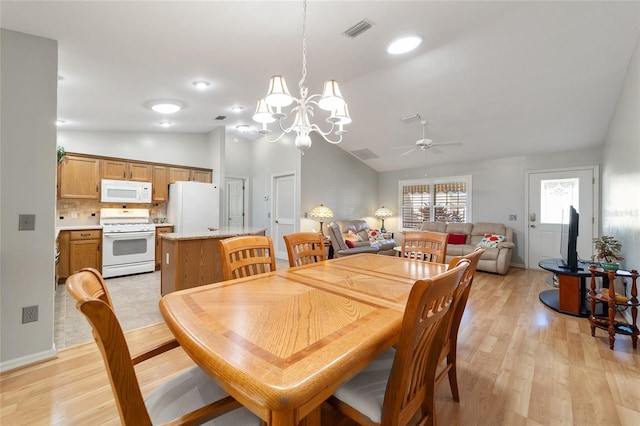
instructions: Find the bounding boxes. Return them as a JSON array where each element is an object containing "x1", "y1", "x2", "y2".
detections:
[
  {"x1": 155, "y1": 226, "x2": 173, "y2": 270},
  {"x1": 57, "y1": 229, "x2": 102, "y2": 283}
]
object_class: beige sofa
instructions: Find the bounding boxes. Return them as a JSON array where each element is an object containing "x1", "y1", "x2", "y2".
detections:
[
  {"x1": 327, "y1": 220, "x2": 397, "y2": 257},
  {"x1": 419, "y1": 222, "x2": 514, "y2": 274}
]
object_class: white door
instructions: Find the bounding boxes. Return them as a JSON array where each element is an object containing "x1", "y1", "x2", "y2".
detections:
[
  {"x1": 273, "y1": 173, "x2": 296, "y2": 260},
  {"x1": 527, "y1": 167, "x2": 598, "y2": 270},
  {"x1": 226, "y1": 179, "x2": 245, "y2": 227}
]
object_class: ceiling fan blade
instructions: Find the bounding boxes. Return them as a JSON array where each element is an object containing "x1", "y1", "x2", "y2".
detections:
[
  {"x1": 428, "y1": 146, "x2": 443, "y2": 154},
  {"x1": 430, "y1": 141, "x2": 462, "y2": 147},
  {"x1": 390, "y1": 145, "x2": 416, "y2": 150},
  {"x1": 399, "y1": 148, "x2": 416, "y2": 156}
]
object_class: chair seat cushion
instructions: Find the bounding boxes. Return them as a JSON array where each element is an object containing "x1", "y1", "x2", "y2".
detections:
[
  {"x1": 146, "y1": 366, "x2": 260, "y2": 425},
  {"x1": 332, "y1": 349, "x2": 396, "y2": 424}
]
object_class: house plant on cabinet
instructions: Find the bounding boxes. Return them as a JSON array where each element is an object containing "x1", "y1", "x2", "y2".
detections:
[{"x1": 593, "y1": 235, "x2": 623, "y2": 271}]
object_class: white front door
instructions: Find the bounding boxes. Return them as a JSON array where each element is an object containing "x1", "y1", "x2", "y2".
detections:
[
  {"x1": 226, "y1": 179, "x2": 245, "y2": 227},
  {"x1": 526, "y1": 167, "x2": 598, "y2": 270},
  {"x1": 273, "y1": 173, "x2": 296, "y2": 260}
]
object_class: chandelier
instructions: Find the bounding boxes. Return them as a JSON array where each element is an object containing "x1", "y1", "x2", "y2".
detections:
[{"x1": 252, "y1": 0, "x2": 351, "y2": 154}]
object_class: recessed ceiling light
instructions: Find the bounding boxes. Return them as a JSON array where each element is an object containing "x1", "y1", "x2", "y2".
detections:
[
  {"x1": 55, "y1": 120, "x2": 66, "y2": 126},
  {"x1": 387, "y1": 35, "x2": 423, "y2": 55},
  {"x1": 236, "y1": 125, "x2": 250, "y2": 133},
  {"x1": 192, "y1": 80, "x2": 210, "y2": 90},
  {"x1": 159, "y1": 121, "x2": 173, "y2": 128},
  {"x1": 231, "y1": 106, "x2": 244, "y2": 113},
  {"x1": 149, "y1": 100, "x2": 184, "y2": 114}
]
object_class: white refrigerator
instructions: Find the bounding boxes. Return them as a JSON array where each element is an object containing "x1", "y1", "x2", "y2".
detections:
[{"x1": 167, "y1": 181, "x2": 220, "y2": 233}]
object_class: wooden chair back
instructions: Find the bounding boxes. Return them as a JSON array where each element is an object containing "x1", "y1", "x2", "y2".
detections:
[
  {"x1": 401, "y1": 230, "x2": 448, "y2": 263},
  {"x1": 436, "y1": 247, "x2": 485, "y2": 400},
  {"x1": 382, "y1": 259, "x2": 471, "y2": 425},
  {"x1": 218, "y1": 235, "x2": 277, "y2": 280},
  {"x1": 283, "y1": 232, "x2": 326, "y2": 267},
  {"x1": 66, "y1": 268, "x2": 153, "y2": 425}
]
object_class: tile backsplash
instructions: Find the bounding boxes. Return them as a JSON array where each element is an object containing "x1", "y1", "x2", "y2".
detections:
[{"x1": 56, "y1": 200, "x2": 167, "y2": 226}]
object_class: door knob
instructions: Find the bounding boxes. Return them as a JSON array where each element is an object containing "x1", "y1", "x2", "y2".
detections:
[
  {"x1": 275, "y1": 220, "x2": 279, "y2": 223},
  {"x1": 530, "y1": 225, "x2": 536, "y2": 228}
]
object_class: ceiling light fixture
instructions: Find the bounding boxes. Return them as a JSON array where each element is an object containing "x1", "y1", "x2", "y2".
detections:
[
  {"x1": 387, "y1": 35, "x2": 423, "y2": 54},
  {"x1": 149, "y1": 100, "x2": 184, "y2": 114},
  {"x1": 231, "y1": 106, "x2": 244, "y2": 113},
  {"x1": 236, "y1": 124, "x2": 250, "y2": 133},
  {"x1": 55, "y1": 120, "x2": 66, "y2": 126},
  {"x1": 159, "y1": 121, "x2": 173, "y2": 128},
  {"x1": 192, "y1": 80, "x2": 210, "y2": 90},
  {"x1": 253, "y1": 0, "x2": 351, "y2": 154}
]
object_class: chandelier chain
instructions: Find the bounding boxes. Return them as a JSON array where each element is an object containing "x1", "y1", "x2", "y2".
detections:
[{"x1": 299, "y1": 0, "x2": 308, "y2": 95}]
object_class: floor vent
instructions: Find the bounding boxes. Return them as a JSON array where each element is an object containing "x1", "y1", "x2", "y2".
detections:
[
  {"x1": 343, "y1": 19, "x2": 374, "y2": 39},
  {"x1": 351, "y1": 148, "x2": 379, "y2": 160}
]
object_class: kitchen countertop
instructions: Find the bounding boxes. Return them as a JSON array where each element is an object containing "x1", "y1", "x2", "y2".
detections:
[{"x1": 160, "y1": 226, "x2": 266, "y2": 241}]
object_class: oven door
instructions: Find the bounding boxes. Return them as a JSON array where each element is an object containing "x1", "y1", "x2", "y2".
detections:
[{"x1": 102, "y1": 230, "x2": 155, "y2": 268}]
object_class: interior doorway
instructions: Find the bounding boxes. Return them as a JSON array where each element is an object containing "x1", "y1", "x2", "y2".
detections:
[
  {"x1": 526, "y1": 166, "x2": 598, "y2": 270},
  {"x1": 272, "y1": 173, "x2": 297, "y2": 260},
  {"x1": 226, "y1": 177, "x2": 246, "y2": 227}
]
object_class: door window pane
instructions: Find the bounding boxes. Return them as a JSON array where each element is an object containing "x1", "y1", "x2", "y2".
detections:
[{"x1": 540, "y1": 178, "x2": 579, "y2": 224}]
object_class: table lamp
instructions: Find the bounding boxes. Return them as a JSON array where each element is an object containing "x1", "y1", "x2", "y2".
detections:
[
  {"x1": 374, "y1": 206, "x2": 392, "y2": 233},
  {"x1": 309, "y1": 204, "x2": 334, "y2": 235}
]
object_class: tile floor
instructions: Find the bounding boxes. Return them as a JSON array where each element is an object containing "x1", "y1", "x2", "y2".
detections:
[{"x1": 55, "y1": 259, "x2": 291, "y2": 349}]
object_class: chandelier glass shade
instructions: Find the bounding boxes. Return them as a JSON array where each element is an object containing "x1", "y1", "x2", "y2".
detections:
[
  {"x1": 252, "y1": 0, "x2": 351, "y2": 154},
  {"x1": 375, "y1": 206, "x2": 392, "y2": 234}
]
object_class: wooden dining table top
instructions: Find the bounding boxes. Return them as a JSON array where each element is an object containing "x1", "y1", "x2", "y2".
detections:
[{"x1": 159, "y1": 253, "x2": 447, "y2": 425}]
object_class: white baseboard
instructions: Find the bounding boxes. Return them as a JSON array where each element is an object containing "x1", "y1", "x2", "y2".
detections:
[{"x1": 0, "y1": 346, "x2": 57, "y2": 373}]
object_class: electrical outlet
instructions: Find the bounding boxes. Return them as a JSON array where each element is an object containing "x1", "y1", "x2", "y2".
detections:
[
  {"x1": 22, "y1": 305, "x2": 39, "y2": 323},
  {"x1": 509, "y1": 214, "x2": 517, "y2": 221},
  {"x1": 70, "y1": 211, "x2": 78, "y2": 219}
]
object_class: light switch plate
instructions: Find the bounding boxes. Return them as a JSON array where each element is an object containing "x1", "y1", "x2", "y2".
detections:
[{"x1": 18, "y1": 214, "x2": 36, "y2": 231}]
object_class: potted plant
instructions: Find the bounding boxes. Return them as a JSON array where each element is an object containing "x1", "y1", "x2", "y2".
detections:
[{"x1": 593, "y1": 235, "x2": 623, "y2": 271}]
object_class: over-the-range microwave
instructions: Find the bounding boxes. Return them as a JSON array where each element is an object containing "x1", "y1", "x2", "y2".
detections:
[{"x1": 101, "y1": 179, "x2": 152, "y2": 204}]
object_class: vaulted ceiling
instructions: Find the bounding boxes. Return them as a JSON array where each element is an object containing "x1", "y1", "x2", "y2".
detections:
[{"x1": 1, "y1": 1, "x2": 638, "y2": 172}]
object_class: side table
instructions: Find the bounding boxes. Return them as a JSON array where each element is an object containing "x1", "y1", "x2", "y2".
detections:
[{"x1": 588, "y1": 265, "x2": 639, "y2": 350}]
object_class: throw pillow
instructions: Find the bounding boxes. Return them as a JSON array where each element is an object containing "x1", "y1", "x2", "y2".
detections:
[
  {"x1": 345, "y1": 239, "x2": 355, "y2": 248},
  {"x1": 344, "y1": 229, "x2": 363, "y2": 242},
  {"x1": 476, "y1": 233, "x2": 505, "y2": 248},
  {"x1": 367, "y1": 228, "x2": 385, "y2": 241},
  {"x1": 447, "y1": 233, "x2": 467, "y2": 245}
]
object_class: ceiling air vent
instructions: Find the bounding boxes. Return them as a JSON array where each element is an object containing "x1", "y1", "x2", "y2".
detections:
[
  {"x1": 351, "y1": 149, "x2": 379, "y2": 161},
  {"x1": 343, "y1": 19, "x2": 374, "y2": 39},
  {"x1": 215, "y1": 115, "x2": 226, "y2": 120}
]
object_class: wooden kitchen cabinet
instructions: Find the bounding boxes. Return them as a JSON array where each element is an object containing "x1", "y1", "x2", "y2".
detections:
[
  {"x1": 152, "y1": 165, "x2": 168, "y2": 201},
  {"x1": 168, "y1": 167, "x2": 191, "y2": 183},
  {"x1": 58, "y1": 155, "x2": 101, "y2": 199},
  {"x1": 155, "y1": 226, "x2": 173, "y2": 270},
  {"x1": 102, "y1": 159, "x2": 152, "y2": 182},
  {"x1": 191, "y1": 169, "x2": 212, "y2": 183},
  {"x1": 56, "y1": 229, "x2": 102, "y2": 283}
]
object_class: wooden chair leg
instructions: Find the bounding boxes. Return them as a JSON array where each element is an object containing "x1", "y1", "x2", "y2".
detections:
[{"x1": 447, "y1": 351, "x2": 460, "y2": 402}]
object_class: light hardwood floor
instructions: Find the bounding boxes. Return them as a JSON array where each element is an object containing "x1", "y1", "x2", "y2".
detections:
[{"x1": 2, "y1": 267, "x2": 640, "y2": 425}]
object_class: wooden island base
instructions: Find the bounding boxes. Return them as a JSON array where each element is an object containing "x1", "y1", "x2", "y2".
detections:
[{"x1": 160, "y1": 227, "x2": 266, "y2": 295}]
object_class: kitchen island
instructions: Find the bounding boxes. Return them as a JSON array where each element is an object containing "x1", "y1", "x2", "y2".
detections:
[{"x1": 160, "y1": 226, "x2": 266, "y2": 295}]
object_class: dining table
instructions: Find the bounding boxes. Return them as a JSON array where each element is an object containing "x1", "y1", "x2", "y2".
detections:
[{"x1": 159, "y1": 253, "x2": 447, "y2": 426}]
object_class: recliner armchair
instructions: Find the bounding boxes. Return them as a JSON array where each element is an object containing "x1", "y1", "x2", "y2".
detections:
[{"x1": 327, "y1": 220, "x2": 397, "y2": 257}]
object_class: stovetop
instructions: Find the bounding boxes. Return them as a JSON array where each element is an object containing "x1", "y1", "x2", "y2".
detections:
[{"x1": 100, "y1": 208, "x2": 154, "y2": 233}]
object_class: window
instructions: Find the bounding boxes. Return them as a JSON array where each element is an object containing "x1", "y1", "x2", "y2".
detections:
[{"x1": 399, "y1": 176, "x2": 471, "y2": 229}]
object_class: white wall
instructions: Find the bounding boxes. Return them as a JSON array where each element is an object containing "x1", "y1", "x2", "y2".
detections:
[
  {"x1": 379, "y1": 147, "x2": 602, "y2": 266},
  {"x1": 602, "y1": 35, "x2": 640, "y2": 270},
  {"x1": 58, "y1": 130, "x2": 212, "y2": 168},
  {"x1": 300, "y1": 136, "x2": 379, "y2": 231},
  {"x1": 1, "y1": 30, "x2": 58, "y2": 370}
]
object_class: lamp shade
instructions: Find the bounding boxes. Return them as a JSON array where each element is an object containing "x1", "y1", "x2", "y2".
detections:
[
  {"x1": 253, "y1": 98, "x2": 276, "y2": 124},
  {"x1": 309, "y1": 204, "x2": 334, "y2": 219},
  {"x1": 327, "y1": 104, "x2": 352, "y2": 125},
  {"x1": 318, "y1": 80, "x2": 345, "y2": 111},
  {"x1": 375, "y1": 206, "x2": 392, "y2": 218},
  {"x1": 265, "y1": 75, "x2": 293, "y2": 107}
]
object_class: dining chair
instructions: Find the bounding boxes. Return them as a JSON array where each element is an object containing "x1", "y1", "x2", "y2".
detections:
[
  {"x1": 325, "y1": 259, "x2": 471, "y2": 426},
  {"x1": 218, "y1": 235, "x2": 276, "y2": 280},
  {"x1": 66, "y1": 268, "x2": 260, "y2": 426},
  {"x1": 283, "y1": 232, "x2": 326, "y2": 267},
  {"x1": 436, "y1": 247, "x2": 485, "y2": 402},
  {"x1": 400, "y1": 230, "x2": 448, "y2": 263}
]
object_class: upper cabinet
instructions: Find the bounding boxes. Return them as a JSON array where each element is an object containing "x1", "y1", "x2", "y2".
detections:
[
  {"x1": 58, "y1": 155, "x2": 101, "y2": 199},
  {"x1": 57, "y1": 152, "x2": 213, "y2": 200},
  {"x1": 102, "y1": 159, "x2": 152, "y2": 182}
]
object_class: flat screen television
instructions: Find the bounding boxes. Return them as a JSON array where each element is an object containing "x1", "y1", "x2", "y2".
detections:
[{"x1": 559, "y1": 205, "x2": 580, "y2": 271}]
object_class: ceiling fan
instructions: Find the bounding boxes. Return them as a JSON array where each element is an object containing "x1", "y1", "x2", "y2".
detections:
[{"x1": 391, "y1": 120, "x2": 462, "y2": 156}]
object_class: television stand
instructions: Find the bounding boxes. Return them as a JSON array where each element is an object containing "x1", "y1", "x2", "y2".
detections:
[{"x1": 539, "y1": 258, "x2": 596, "y2": 317}]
